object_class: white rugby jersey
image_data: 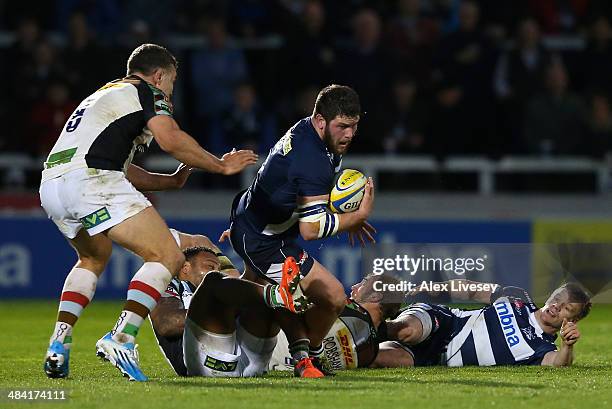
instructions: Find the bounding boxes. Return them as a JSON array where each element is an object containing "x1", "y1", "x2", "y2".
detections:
[
  {"x1": 321, "y1": 300, "x2": 383, "y2": 370},
  {"x1": 151, "y1": 277, "x2": 195, "y2": 376},
  {"x1": 41, "y1": 75, "x2": 173, "y2": 183}
]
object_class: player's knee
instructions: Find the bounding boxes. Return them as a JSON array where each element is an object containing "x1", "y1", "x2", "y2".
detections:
[
  {"x1": 78, "y1": 250, "x2": 111, "y2": 275},
  {"x1": 145, "y1": 243, "x2": 185, "y2": 274},
  {"x1": 165, "y1": 250, "x2": 185, "y2": 275},
  {"x1": 78, "y1": 257, "x2": 107, "y2": 275},
  {"x1": 317, "y1": 282, "x2": 346, "y2": 315},
  {"x1": 203, "y1": 270, "x2": 224, "y2": 285},
  {"x1": 330, "y1": 287, "x2": 346, "y2": 314}
]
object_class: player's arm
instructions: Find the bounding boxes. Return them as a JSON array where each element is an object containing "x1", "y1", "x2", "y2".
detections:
[
  {"x1": 370, "y1": 341, "x2": 414, "y2": 368},
  {"x1": 297, "y1": 177, "x2": 375, "y2": 242},
  {"x1": 147, "y1": 115, "x2": 258, "y2": 175},
  {"x1": 169, "y1": 229, "x2": 240, "y2": 277},
  {"x1": 541, "y1": 319, "x2": 580, "y2": 367},
  {"x1": 126, "y1": 163, "x2": 191, "y2": 191},
  {"x1": 149, "y1": 297, "x2": 186, "y2": 338}
]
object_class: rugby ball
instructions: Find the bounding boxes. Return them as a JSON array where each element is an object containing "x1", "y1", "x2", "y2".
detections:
[{"x1": 329, "y1": 169, "x2": 366, "y2": 213}]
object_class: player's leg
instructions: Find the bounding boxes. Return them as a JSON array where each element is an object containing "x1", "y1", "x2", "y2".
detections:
[
  {"x1": 95, "y1": 206, "x2": 183, "y2": 379},
  {"x1": 228, "y1": 228, "x2": 325, "y2": 377},
  {"x1": 185, "y1": 272, "x2": 239, "y2": 336},
  {"x1": 299, "y1": 259, "x2": 346, "y2": 364},
  {"x1": 40, "y1": 175, "x2": 113, "y2": 378},
  {"x1": 239, "y1": 266, "x2": 282, "y2": 338},
  {"x1": 44, "y1": 229, "x2": 112, "y2": 378},
  {"x1": 372, "y1": 341, "x2": 415, "y2": 368},
  {"x1": 183, "y1": 263, "x2": 303, "y2": 377},
  {"x1": 239, "y1": 253, "x2": 344, "y2": 376},
  {"x1": 105, "y1": 206, "x2": 184, "y2": 345},
  {"x1": 187, "y1": 263, "x2": 306, "y2": 333},
  {"x1": 182, "y1": 274, "x2": 241, "y2": 377}
]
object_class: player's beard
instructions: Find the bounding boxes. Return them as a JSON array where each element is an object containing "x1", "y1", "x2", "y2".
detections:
[{"x1": 323, "y1": 124, "x2": 349, "y2": 155}]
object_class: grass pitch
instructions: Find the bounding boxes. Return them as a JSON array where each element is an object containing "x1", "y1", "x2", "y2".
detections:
[{"x1": 0, "y1": 301, "x2": 610, "y2": 409}]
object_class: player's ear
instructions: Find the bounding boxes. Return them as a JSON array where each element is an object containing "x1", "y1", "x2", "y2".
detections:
[
  {"x1": 178, "y1": 261, "x2": 191, "y2": 280},
  {"x1": 313, "y1": 113, "x2": 326, "y2": 131},
  {"x1": 369, "y1": 291, "x2": 384, "y2": 303},
  {"x1": 152, "y1": 68, "x2": 164, "y2": 86}
]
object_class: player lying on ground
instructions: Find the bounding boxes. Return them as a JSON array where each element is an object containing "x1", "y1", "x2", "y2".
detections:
[
  {"x1": 269, "y1": 273, "x2": 402, "y2": 371},
  {"x1": 151, "y1": 248, "x2": 309, "y2": 377},
  {"x1": 373, "y1": 280, "x2": 591, "y2": 368},
  {"x1": 228, "y1": 85, "x2": 376, "y2": 377},
  {"x1": 41, "y1": 43, "x2": 257, "y2": 381}
]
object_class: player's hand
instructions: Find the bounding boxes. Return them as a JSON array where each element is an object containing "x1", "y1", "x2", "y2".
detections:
[
  {"x1": 356, "y1": 177, "x2": 374, "y2": 220},
  {"x1": 171, "y1": 163, "x2": 192, "y2": 189},
  {"x1": 219, "y1": 229, "x2": 231, "y2": 243},
  {"x1": 560, "y1": 319, "x2": 580, "y2": 346},
  {"x1": 220, "y1": 149, "x2": 258, "y2": 175},
  {"x1": 348, "y1": 221, "x2": 377, "y2": 247}
]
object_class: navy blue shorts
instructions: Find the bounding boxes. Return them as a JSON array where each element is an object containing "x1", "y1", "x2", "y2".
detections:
[{"x1": 229, "y1": 221, "x2": 314, "y2": 284}]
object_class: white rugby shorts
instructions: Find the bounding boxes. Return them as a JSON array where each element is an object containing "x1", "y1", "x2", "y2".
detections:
[
  {"x1": 39, "y1": 168, "x2": 151, "y2": 239},
  {"x1": 183, "y1": 317, "x2": 276, "y2": 378}
]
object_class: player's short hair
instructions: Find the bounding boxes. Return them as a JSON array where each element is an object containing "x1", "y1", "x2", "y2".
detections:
[
  {"x1": 127, "y1": 43, "x2": 178, "y2": 75},
  {"x1": 559, "y1": 282, "x2": 592, "y2": 321},
  {"x1": 183, "y1": 246, "x2": 217, "y2": 263},
  {"x1": 355, "y1": 273, "x2": 402, "y2": 319},
  {"x1": 313, "y1": 84, "x2": 361, "y2": 122}
]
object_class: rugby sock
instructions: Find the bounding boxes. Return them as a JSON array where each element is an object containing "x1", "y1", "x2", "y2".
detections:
[
  {"x1": 309, "y1": 344, "x2": 324, "y2": 359},
  {"x1": 263, "y1": 284, "x2": 285, "y2": 309},
  {"x1": 289, "y1": 338, "x2": 310, "y2": 362},
  {"x1": 111, "y1": 311, "x2": 144, "y2": 344},
  {"x1": 50, "y1": 267, "x2": 98, "y2": 347},
  {"x1": 111, "y1": 262, "x2": 173, "y2": 344},
  {"x1": 50, "y1": 322, "x2": 73, "y2": 349}
]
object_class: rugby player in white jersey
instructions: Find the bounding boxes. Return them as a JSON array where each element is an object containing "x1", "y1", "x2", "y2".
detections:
[
  {"x1": 373, "y1": 280, "x2": 591, "y2": 368},
  {"x1": 40, "y1": 44, "x2": 257, "y2": 381},
  {"x1": 150, "y1": 251, "x2": 309, "y2": 377}
]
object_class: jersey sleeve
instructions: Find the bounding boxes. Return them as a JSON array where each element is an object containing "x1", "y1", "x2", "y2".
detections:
[
  {"x1": 490, "y1": 286, "x2": 538, "y2": 312},
  {"x1": 137, "y1": 81, "x2": 173, "y2": 122},
  {"x1": 162, "y1": 279, "x2": 181, "y2": 300},
  {"x1": 521, "y1": 340, "x2": 558, "y2": 365},
  {"x1": 291, "y1": 152, "x2": 334, "y2": 197}
]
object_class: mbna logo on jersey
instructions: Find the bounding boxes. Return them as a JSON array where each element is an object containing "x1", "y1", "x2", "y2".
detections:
[{"x1": 495, "y1": 301, "x2": 520, "y2": 347}]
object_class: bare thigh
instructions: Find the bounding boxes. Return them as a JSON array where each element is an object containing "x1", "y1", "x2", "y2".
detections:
[
  {"x1": 240, "y1": 265, "x2": 280, "y2": 337},
  {"x1": 105, "y1": 206, "x2": 184, "y2": 274},
  {"x1": 300, "y1": 259, "x2": 346, "y2": 311}
]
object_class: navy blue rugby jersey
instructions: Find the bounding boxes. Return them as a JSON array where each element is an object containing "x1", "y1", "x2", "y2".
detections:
[
  {"x1": 233, "y1": 117, "x2": 342, "y2": 239},
  {"x1": 444, "y1": 294, "x2": 557, "y2": 366}
]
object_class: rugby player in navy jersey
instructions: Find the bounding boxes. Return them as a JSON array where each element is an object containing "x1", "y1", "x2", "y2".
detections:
[
  {"x1": 226, "y1": 85, "x2": 376, "y2": 377},
  {"x1": 372, "y1": 280, "x2": 591, "y2": 368}
]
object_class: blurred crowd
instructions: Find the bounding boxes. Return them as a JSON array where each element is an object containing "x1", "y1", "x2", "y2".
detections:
[{"x1": 3, "y1": 0, "x2": 612, "y2": 162}]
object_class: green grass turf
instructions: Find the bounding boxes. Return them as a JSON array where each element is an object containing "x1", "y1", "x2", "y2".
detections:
[{"x1": 0, "y1": 301, "x2": 610, "y2": 409}]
